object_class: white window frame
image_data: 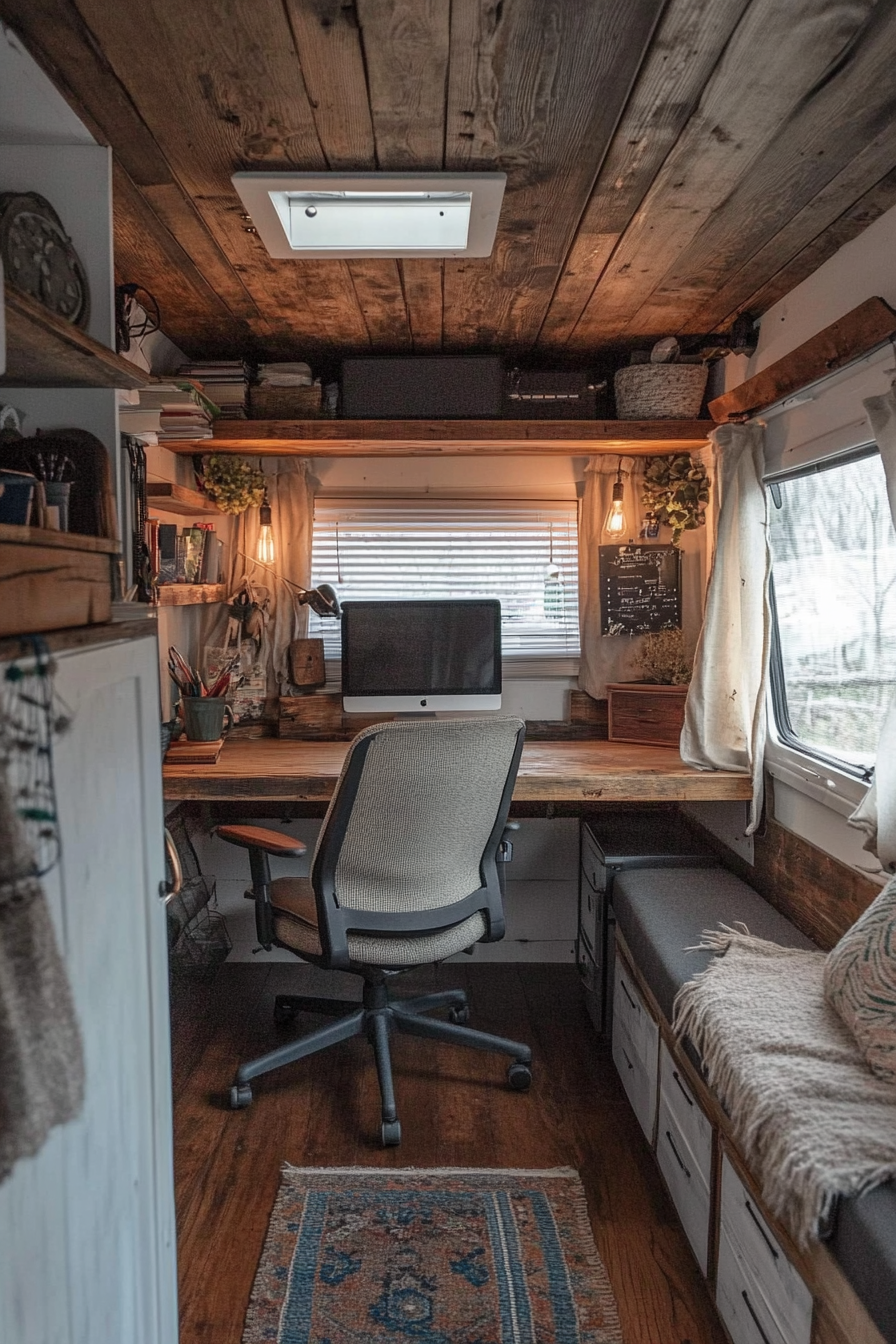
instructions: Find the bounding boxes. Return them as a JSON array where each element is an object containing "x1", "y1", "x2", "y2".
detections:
[{"x1": 760, "y1": 341, "x2": 896, "y2": 817}]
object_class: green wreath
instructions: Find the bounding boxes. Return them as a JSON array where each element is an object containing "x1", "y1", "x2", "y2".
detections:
[
  {"x1": 202, "y1": 454, "x2": 266, "y2": 514},
  {"x1": 641, "y1": 453, "x2": 709, "y2": 546}
]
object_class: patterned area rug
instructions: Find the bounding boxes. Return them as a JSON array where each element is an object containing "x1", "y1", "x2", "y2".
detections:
[{"x1": 244, "y1": 1166, "x2": 623, "y2": 1344}]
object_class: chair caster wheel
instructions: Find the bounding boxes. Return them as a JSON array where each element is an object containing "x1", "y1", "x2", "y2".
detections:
[
  {"x1": 381, "y1": 1119, "x2": 402, "y2": 1146},
  {"x1": 273, "y1": 999, "x2": 296, "y2": 1026},
  {"x1": 448, "y1": 1005, "x2": 470, "y2": 1025},
  {"x1": 230, "y1": 1083, "x2": 253, "y2": 1109},
  {"x1": 507, "y1": 1062, "x2": 532, "y2": 1092}
]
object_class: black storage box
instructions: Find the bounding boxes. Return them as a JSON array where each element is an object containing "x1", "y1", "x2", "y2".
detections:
[
  {"x1": 341, "y1": 356, "x2": 503, "y2": 418},
  {"x1": 504, "y1": 368, "x2": 610, "y2": 419}
]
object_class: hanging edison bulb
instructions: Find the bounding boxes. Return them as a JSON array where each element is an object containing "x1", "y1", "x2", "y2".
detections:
[
  {"x1": 603, "y1": 468, "x2": 627, "y2": 537},
  {"x1": 256, "y1": 490, "x2": 275, "y2": 564}
]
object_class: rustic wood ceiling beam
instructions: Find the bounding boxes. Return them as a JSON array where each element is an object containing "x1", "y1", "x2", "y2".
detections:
[
  {"x1": 566, "y1": 0, "x2": 881, "y2": 350},
  {"x1": 441, "y1": 0, "x2": 664, "y2": 351},
  {"x1": 535, "y1": 0, "x2": 750, "y2": 351},
  {"x1": 628, "y1": 2, "x2": 896, "y2": 341}
]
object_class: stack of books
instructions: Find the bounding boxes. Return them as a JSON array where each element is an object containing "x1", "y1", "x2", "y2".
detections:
[
  {"x1": 177, "y1": 361, "x2": 249, "y2": 418},
  {"x1": 145, "y1": 520, "x2": 224, "y2": 587},
  {"x1": 118, "y1": 389, "x2": 161, "y2": 444},
  {"x1": 137, "y1": 382, "x2": 216, "y2": 442}
]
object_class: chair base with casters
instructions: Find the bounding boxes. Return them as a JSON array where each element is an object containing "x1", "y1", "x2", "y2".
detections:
[
  {"x1": 216, "y1": 717, "x2": 532, "y2": 1147},
  {"x1": 229, "y1": 965, "x2": 532, "y2": 1147}
]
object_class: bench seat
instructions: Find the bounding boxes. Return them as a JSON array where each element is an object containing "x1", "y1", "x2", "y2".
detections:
[{"x1": 611, "y1": 866, "x2": 896, "y2": 1344}]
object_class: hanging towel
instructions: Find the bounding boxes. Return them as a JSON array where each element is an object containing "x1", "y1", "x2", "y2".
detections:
[{"x1": 0, "y1": 770, "x2": 84, "y2": 1183}]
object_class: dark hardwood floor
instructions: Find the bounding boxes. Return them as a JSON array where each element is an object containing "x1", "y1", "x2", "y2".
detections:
[{"x1": 171, "y1": 961, "x2": 726, "y2": 1344}]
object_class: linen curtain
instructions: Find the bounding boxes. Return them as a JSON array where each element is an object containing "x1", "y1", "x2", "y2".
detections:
[
  {"x1": 847, "y1": 389, "x2": 896, "y2": 872},
  {"x1": 680, "y1": 422, "x2": 770, "y2": 833},
  {"x1": 577, "y1": 449, "x2": 714, "y2": 700},
  {"x1": 205, "y1": 457, "x2": 315, "y2": 700}
]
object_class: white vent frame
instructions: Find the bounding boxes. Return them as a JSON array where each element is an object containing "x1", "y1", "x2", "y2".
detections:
[{"x1": 231, "y1": 171, "x2": 507, "y2": 259}]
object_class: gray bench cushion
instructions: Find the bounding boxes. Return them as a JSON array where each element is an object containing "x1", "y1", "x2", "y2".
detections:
[
  {"x1": 611, "y1": 866, "x2": 815, "y2": 1023},
  {"x1": 610, "y1": 864, "x2": 896, "y2": 1344}
]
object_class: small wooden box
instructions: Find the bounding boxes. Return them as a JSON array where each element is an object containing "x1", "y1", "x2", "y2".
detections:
[
  {"x1": 607, "y1": 682, "x2": 689, "y2": 747},
  {"x1": 0, "y1": 523, "x2": 117, "y2": 637}
]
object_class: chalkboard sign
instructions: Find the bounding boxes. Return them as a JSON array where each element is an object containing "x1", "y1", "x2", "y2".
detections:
[{"x1": 599, "y1": 544, "x2": 681, "y2": 635}]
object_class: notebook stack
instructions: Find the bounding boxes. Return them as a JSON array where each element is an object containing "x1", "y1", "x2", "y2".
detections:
[
  {"x1": 137, "y1": 382, "x2": 216, "y2": 441},
  {"x1": 118, "y1": 389, "x2": 161, "y2": 444},
  {"x1": 177, "y1": 361, "x2": 249, "y2": 419}
]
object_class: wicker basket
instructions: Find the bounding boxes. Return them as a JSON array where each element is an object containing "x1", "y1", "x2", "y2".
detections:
[
  {"x1": 248, "y1": 383, "x2": 322, "y2": 419},
  {"x1": 614, "y1": 363, "x2": 708, "y2": 419}
]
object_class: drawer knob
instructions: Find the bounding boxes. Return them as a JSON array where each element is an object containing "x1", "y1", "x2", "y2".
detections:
[
  {"x1": 741, "y1": 1289, "x2": 774, "y2": 1344},
  {"x1": 672, "y1": 1068, "x2": 694, "y2": 1107},
  {"x1": 665, "y1": 1129, "x2": 691, "y2": 1179},
  {"x1": 745, "y1": 1198, "x2": 779, "y2": 1261}
]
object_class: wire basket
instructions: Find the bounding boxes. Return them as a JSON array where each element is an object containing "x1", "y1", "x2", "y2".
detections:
[
  {"x1": 165, "y1": 813, "x2": 232, "y2": 979},
  {"x1": 614, "y1": 363, "x2": 708, "y2": 419}
]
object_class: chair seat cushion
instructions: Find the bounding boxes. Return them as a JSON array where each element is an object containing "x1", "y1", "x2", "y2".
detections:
[
  {"x1": 611, "y1": 867, "x2": 816, "y2": 1023},
  {"x1": 270, "y1": 877, "x2": 487, "y2": 966}
]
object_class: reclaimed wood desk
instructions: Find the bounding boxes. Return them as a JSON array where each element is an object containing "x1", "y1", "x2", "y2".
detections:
[{"x1": 162, "y1": 737, "x2": 753, "y2": 804}]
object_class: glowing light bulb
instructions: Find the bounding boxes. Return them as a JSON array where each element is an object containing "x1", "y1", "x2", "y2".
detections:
[
  {"x1": 256, "y1": 494, "x2": 275, "y2": 564},
  {"x1": 604, "y1": 479, "x2": 627, "y2": 537}
]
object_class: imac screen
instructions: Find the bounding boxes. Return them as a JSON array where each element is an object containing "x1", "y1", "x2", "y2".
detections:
[{"x1": 341, "y1": 600, "x2": 501, "y2": 699}]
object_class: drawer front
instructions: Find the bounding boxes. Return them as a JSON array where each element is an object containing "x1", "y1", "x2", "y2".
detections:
[
  {"x1": 717, "y1": 1228, "x2": 790, "y2": 1344},
  {"x1": 576, "y1": 937, "x2": 598, "y2": 994},
  {"x1": 613, "y1": 959, "x2": 658, "y2": 1068},
  {"x1": 719, "y1": 1158, "x2": 813, "y2": 1344},
  {"x1": 580, "y1": 825, "x2": 607, "y2": 894},
  {"x1": 656, "y1": 1095, "x2": 711, "y2": 1276},
  {"x1": 612, "y1": 1016, "x2": 657, "y2": 1143},
  {"x1": 659, "y1": 1043, "x2": 712, "y2": 1185},
  {"x1": 579, "y1": 868, "x2": 603, "y2": 964}
]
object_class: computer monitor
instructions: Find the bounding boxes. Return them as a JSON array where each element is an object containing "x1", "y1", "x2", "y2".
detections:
[{"x1": 341, "y1": 599, "x2": 502, "y2": 712}]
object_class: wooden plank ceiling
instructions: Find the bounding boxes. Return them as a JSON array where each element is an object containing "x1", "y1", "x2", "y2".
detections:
[{"x1": 4, "y1": 0, "x2": 896, "y2": 366}]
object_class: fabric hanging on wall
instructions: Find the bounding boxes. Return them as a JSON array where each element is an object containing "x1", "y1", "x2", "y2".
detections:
[
  {"x1": 577, "y1": 450, "x2": 714, "y2": 700},
  {"x1": 680, "y1": 422, "x2": 770, "y2": 833},
  {"x1": 203, "y1": 458, "x2": 315, "y2": 702},
  {"x1": 0, "y1": 769, "x2": 84, "y2": 1183},
  {"x1": 847, "y1": 389, "x2": 896, "y2": 872}
]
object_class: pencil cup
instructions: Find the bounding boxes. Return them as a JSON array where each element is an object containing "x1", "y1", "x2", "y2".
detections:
[{"x1": 182, "y1": 697, "x2": 232, "y2": 741}]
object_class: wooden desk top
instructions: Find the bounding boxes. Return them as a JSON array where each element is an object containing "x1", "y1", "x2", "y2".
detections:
[{"x1": 162, "y1": 737, "x2": 753, "y2": 804}]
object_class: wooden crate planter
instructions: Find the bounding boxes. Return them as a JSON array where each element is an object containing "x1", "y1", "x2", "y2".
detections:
[
  {"x1": 0, "y1": 523, "x2": 118, "y2": 636},
  {"x1": 607, "y1": 683, "x2": 689, "y2": 748}
]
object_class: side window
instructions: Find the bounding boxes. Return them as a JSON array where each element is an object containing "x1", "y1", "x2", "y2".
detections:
[{"x1": 767, "y1": 449, "x2": 896, "y2": 776}]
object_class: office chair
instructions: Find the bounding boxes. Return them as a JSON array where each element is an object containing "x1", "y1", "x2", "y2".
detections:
[{"x1": 216, "y1": 717, "x2": 532, "y2": 1145}]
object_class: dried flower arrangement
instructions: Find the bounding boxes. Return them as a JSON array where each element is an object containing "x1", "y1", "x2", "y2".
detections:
[
  {"x1": 641, "y1": 453, "x2": 709, "y2": 545},
  {"x1": 636, "y1": 627, "x2": 691, "y2": 685},
  {"x1": 201, "y1": 454, "x2": 266, "y2": 514}
]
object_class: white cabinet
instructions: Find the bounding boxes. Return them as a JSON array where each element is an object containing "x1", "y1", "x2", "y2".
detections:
[
  {"x1": 656, "y1": 1043, "x2": 713, "y2": 1275},
  {"x1": 716, "y1": 1156, "x2": 813, "y2": 1344},
  {"x1": 0, "y1": 631, "x2": 178, "y2": 1344},
  {"x1": 612, "y1": 958, "x2": 659, "y2": 1143}
]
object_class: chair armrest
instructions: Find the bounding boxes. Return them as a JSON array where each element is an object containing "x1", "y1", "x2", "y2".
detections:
[{"x1": 215, "y1": 824, "x2": 307, "y2": 858}]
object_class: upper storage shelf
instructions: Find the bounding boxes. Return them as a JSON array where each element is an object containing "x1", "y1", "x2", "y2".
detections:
[
  {"x1": 163, "y1": 418, "x2": 714, "y2": 456},
  {"x1": 1, "y1": 285, "x2": 146, "y2": 389}
]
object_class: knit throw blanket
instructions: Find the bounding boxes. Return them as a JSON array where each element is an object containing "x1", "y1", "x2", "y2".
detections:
[
  {"x1": 672, "y1": 926, "x2": 896, "y2": 1247},
  {"x1": 0, "y1": 771, "x2": 84, "y2": 1183}
]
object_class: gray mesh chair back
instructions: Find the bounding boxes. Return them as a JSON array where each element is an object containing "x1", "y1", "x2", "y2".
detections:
[{"x1": 312, "y1": 717, "x2": 526, "y2": 967}]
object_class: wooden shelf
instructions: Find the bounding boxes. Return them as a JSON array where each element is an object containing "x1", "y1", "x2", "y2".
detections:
[
  {"x1": 0, "y1": 284, "x2": 147, "y2": 389},
  {"x1": 163, "y1": 418, "x2": 714, "y2": 457},
  {"x1": 156, "y1": 583, "x2": 227, "y2": 607},
  {"x1": 146, "y1": 482, "x2": 220, "y2": 516},
  {"x1": 0, "y1": 521, "x2": 119, "y2": 552}
]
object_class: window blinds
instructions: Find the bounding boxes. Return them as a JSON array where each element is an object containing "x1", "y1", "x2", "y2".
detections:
[{"x1": 309, "y1": 500, "x2": 580, "y2": 663}]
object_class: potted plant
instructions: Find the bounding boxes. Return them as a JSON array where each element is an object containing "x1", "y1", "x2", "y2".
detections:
[{"x1": 607, "y1": 628, "x2": 692, "y2": 747}]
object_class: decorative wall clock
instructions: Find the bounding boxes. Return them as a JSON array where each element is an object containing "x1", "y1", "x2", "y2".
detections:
[{"x1": 0, "y1": 192, "x2": 90, "y2": 328}]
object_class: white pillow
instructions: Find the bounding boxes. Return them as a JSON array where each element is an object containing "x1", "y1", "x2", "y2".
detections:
[{"x1": 823, "y1": 875, "x2": 896, "y2": 1084}]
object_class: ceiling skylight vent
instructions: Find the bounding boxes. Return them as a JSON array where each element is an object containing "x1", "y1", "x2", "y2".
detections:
[{"x1": 231, "y1": 172, "x2": 506, "y2": 259}]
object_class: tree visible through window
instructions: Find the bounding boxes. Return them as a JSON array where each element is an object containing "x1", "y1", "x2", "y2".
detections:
[{"x1": 768, "y1": 450, "x2": 896, "y2": 771}]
